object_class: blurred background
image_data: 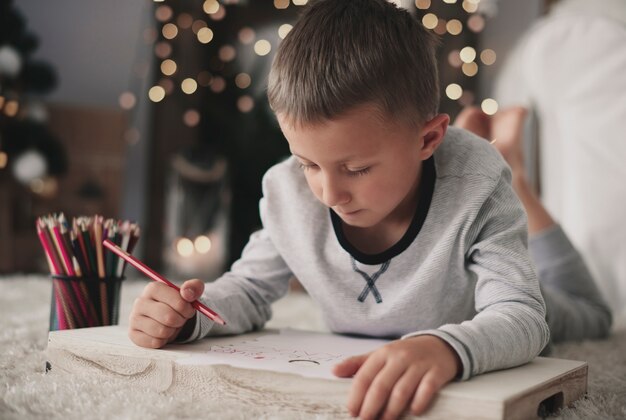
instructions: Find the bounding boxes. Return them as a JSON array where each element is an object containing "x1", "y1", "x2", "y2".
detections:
[{"x1": 0, "y1": 0, "x2": 544, "y2": 278}]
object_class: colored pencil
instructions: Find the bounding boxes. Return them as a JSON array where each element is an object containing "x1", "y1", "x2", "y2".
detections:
[
  {"x1": 93, "y1": 216, "x2": 105, "y2": 278},
  {"x1": 37, "y1": 222, "x2": 67, "y2": 329},
  {"x1": 36, "y1": 221, "x2": 63, "y2": 275},
  {"x1": 116, "y1": 223, "x2": 131, "y2": 278},
  {"x1": 37, "y1": 214, "x2": 143, "y2": 329},
  {"x1": 103, "y1": 239, "x2": 226, "y2": 325},
  {"x1": 48, "y1": 219, "x2": 72, "y2": 276}
]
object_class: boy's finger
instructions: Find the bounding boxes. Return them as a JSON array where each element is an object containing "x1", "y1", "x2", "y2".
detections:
[
  {"x1": 128, "y1": 328, "x2": 168, "y2": 349},
  {"x1": 332, "y1": 353, "x2": 369, "y2": 377},
  {"x1": 180, "y1": 279, "x2": 205, "y2": 302},
  {"x1": 142, "y1": 283, "x2": 197, "y2": 319},
  {"x1": 410, "y1": 369, "x2": 446, "y2": 415},
  {"x1": 380, "y1": 366, "x2": 424, "y2": 420},
  {"x1": 345, "y1": 354, "x2": 385, "y2": 417},
  {"x1": 359, "y1": 361, "x2": 407, "y2": 420},
  {"x1": 130, "y1": 313, "x2": 179, "y2": 340},
  {"x1": 142, "y1": 281, "x2": 179, "y2": 301},
  {"x1": 139, "y1": 299, "x2": 189, "y2": 328}
]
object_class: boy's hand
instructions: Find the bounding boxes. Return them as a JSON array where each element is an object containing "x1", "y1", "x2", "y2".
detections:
[
  {"x1": 128, "y1": 279, "x2": 204, "y2": 348},
  {"x1": 333, "y1": 335, "x2": 461, "y2": 420}
]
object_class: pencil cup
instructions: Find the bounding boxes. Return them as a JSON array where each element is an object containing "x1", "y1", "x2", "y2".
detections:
[{"x1": 49, "y1": 275, "x2": 125, "y2": 331}]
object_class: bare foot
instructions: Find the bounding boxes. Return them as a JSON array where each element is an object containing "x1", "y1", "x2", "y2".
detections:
[
  {"x1": 454, "y1": 106, "x2": 528, "y2": 181},
  {"x1": 453, "y1": 106, "x2": 491, "y2": 140},
  {"x1": 491, "y1": 107, "x2": 528, "y2": 179}
]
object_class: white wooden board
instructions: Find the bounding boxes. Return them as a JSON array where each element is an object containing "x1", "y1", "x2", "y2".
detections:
[{"x1": 46, "y1": 326, "x2": 587, "y2": 419}]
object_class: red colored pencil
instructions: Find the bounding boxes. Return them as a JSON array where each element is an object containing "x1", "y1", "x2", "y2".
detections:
[
  {"x1": 51, "y1": 222, "x2": 76, "y2": 277},
  {"x1": 37, "y1": 221, "x2": 68, "y2": 330},
  {"x1": 37, "y1": 221, "x2": 63, "y2": 275},
  {"x1": 102, "y1": 239, "x2": 226, "y2": 325}
]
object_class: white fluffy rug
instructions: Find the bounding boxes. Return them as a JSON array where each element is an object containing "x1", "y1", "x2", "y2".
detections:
[{"x1": 1, "y1": 275, "x2": 625, "y2": 419}]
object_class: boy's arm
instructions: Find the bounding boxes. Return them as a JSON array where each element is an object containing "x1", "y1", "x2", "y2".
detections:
[
  {"x1": 178, "y1": 227, "x2": 293, "y2": 342},
  {"x1": 404, "y1": 173, "x2": 550, "y2": 380}
]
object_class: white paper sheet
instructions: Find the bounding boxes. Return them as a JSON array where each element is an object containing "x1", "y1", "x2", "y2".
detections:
[{"x1": 175, "y1": 329, "x2": 390, "y2": 380}]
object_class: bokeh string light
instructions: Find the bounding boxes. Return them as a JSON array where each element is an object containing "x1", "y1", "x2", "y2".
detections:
[
  {"x1": 414, "y1": 0, "x2": 499, "y2": 113},
  {"x1": 138, "y1": 0, "x2": 499, "y2": 142},
  {"x1": 143, "y1": 0, "x2": 311, "y2": 133}
]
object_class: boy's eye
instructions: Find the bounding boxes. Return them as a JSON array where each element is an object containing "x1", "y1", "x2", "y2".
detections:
[
  {"x1": 347, "y1": 167, "x2": 370, "y2": 176},
  {"x1": 298, "y1": 162, "x2": 318, "y2": 171}
]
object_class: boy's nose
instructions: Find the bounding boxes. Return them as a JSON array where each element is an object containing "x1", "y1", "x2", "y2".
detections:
[{"x1": 321, "y1": 175, "x2": 350, "y2": 208}]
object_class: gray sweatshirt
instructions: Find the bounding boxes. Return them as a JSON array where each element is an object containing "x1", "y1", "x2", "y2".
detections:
[{"x1": 185, "y1": 127, "x2": 551, "y2": 381}]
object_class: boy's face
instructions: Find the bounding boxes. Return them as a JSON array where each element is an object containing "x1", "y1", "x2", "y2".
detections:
[{"x1": 278, "y1": 104, "x2": 448, "y2": 230}]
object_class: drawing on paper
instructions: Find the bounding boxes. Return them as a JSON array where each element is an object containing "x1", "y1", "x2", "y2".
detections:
[
  {"x1": 208, "y1": 340, "x2": 344, "y2": 365},
  {"x1": 175, "y1": 329, "x2": 390, "y2": 380}
]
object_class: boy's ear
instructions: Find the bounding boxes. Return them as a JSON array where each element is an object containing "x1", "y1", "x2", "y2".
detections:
[{"x1": 419, "y1": 114, "x2": 449, "y2": 160}]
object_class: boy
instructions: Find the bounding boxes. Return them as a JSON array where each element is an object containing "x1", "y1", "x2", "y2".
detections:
[{"x1": 129, "y1": 1, "x2": 602, "y2": 418}]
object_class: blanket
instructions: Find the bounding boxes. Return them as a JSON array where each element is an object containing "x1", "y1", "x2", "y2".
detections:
[{"x1": 1, "y1": 275, "x2": 625, "y2": 419}]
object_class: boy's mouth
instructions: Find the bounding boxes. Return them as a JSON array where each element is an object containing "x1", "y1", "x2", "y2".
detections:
[{"x1": 336, "y1": 209, "x2": 362, "y2": 217}]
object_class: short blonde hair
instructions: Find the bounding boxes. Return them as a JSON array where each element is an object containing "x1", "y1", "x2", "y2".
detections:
[{"x1": 267, "y1": 0, "x2": 440, "y2": 127}]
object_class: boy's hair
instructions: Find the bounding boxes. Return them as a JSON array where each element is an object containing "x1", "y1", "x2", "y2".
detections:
[{"x1": 267, "y1": 0, "x2": 440, "y2": 127}]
